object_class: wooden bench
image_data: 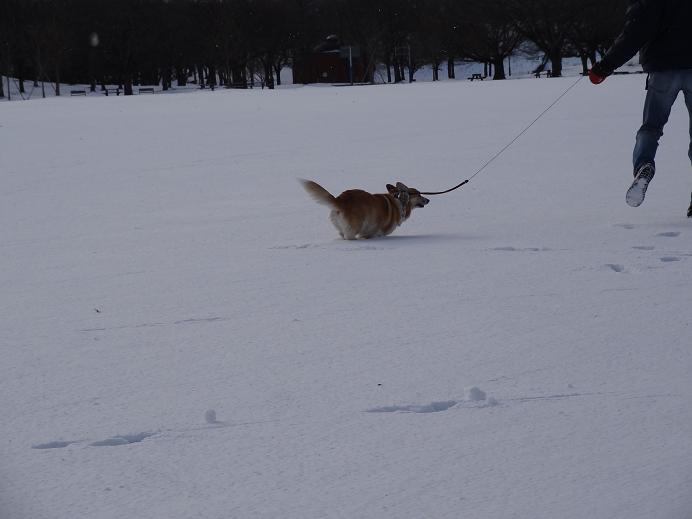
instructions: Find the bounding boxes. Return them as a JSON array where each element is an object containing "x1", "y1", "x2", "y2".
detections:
[
  {"x1": 138, "y1": 87, "x2": 155, "y2": 94},
  {"x1": 534, "y1": 70, "x2": 552, "y2": 78},
  {"x1": 468, "y1": 73, "x2": 484, "y2": 81},
  {"x1": 103, "y1": 87, "x2": 121, "y2": 96},
  {"x1": 70, "y1": 89, "x2": 87, "y2": 96}
]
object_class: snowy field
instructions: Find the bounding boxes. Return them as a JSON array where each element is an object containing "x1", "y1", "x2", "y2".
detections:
[{"x1": 2, "y1": 72, "x2": 692, "y2": 519}]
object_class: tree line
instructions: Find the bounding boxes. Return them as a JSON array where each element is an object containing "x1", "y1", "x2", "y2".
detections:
[{"x1": 1, "y1": 0, "x2": 627, "y2": 97}]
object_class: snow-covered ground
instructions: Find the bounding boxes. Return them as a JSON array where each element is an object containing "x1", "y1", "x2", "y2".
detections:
[{"x1": 2, "y1": 71, "x2": 691, "y2": 519}]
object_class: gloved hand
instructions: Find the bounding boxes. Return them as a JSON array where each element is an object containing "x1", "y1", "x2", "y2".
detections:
[{"x1": 588, "y1": 61, "x2": 612, "y2": 84}]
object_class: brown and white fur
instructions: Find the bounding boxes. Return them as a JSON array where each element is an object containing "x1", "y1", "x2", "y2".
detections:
[{"x1": 300, "y1": 179, "x2": 429, "y2": 239}]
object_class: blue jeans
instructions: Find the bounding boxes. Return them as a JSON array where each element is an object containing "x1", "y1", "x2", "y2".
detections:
[{"x1": 632, "y1": 69, "x2": 692, "y2": 170}]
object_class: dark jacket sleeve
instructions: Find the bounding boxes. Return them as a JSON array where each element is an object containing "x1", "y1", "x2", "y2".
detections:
[{"x1": 601, "y1": 0, "x2": 662, "y2": 72}]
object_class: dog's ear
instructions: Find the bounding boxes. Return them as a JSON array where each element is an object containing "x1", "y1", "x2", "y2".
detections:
[
  {"x1": 396, "y1": 182, "x2": 409, "y2": 192},
  {"x1": 386, "y1": 184, "x2": 397, "y2": 194}
]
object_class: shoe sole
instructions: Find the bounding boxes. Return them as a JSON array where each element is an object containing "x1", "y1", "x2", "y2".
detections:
[{"x1": 626, "y1": 177, "x2": 649, "y2": 207}]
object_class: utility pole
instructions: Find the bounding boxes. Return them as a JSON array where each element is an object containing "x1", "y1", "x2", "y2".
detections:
[
  {"x1": 349, "y1": 46, "x2": 353, "y2": 85},
  {"x1": 5, "y1": 42, "x2": 11, "y2": 101}
]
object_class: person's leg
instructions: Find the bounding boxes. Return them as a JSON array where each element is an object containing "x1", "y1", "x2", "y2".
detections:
[
  {"x1": 683, "y1": 71, "x2": 692, "y2": 165},
  {"x1": 632, "y1": 71, "x2": 681, "y2": 170},
  {"x1": 628, "y1": 71, "x2": 681, "y2": 207},
  {"x1": 682, "y1": 72, "x2": 692, "y2": 216}
]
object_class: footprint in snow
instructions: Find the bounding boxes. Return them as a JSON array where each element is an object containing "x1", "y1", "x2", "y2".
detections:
[
  {"x1": 366, "y1": 400, "x2": 460, "y2": 414},
  {"x1": 366, "y1": 388, "x2": 498, "y2": 414},
  {"x1": 660, "y1": 256, "x2": 680, "y2": 263},
  {"x1": 89, "y1": 432, "x2": 156, "y2": 447},
  {"x1": 32, "y1": 432, "x2": 156, "y2": 449},
  {"x1": 656, "y1": 231, "x2": 680, "y2": 238},
  {"x1": 605, "y1": 264, "x2": 626, "y2": 273},
  {"x1": 269, "y1": 244, "x2": 319, "y2": 250},
  {"x1": 32, "y1": 440, "x2": 79, "y2": 450},
  {"x1": 632, "y1": 246, "x2": 655, "y2": 251},
  {"x1": 492, "y1": 247, "x2": 550, "y2": 252}
]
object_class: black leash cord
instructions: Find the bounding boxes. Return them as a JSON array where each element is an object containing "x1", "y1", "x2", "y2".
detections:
[
  {"x1": 421, "y1": 179, "x2": 469, "y2": 195},
  {"x1": 420, "y1": 75, "x2": 585, "y2": 196}
]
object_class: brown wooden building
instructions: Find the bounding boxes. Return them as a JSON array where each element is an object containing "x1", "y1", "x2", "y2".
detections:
[{"x1": 292, "y1": 35, "x2": 371, "y2": 85}]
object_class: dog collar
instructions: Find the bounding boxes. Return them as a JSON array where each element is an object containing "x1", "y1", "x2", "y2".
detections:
[{"x1": 393, "y1": 194, "x2": 406, "y2": 222}]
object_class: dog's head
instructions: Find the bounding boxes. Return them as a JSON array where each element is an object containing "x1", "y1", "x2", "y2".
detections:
[{"x1": 386, "y1": 182, "x2": 430, "y2": 209}]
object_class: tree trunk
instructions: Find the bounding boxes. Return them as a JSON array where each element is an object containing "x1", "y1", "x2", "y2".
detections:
[
  {"x1": 197, "y1": 64, "x2": 206, "y2": 88},
  {"x1": 54, "y1": 65, "x2": 61, "y2": 96},
  {"x1": 124, "y1": 77, "x2": 133, "y2": 96},
  {"x1": 162, "y1": 68, "x2": 171, "y2": 90},
  {"x1": 386, "y1": 60, "x2": 392, "y2": 83},
  {"x1": 176, "y1": 67, "x2": 187, "y2": 86},
  {"x1": 549, "y1": 51, "x2": 563, "y2": 77},
  {"x1": 17, "y1": 61, "x2": 25, "y2": 93},
  {"x1": 264, "y1": 61, "x2": 274, "y2": 89},
  {"x1": 0, "y1": 75, "x2": 4, "y2": 98},
  {"x1": 208, "y1": 65, "x2": 217, "y2": 88},
  {"x1": 447, "y1": 57, "x2": 455, "y2": 79},
  {"x1": 394, "y1": 60, "x2": 402, "y2": 83},
  {"x1": 274, "y1": 63, "x2": 282, "y2": 86},
  {"x1": 492, "y1": 57, "x2": 506, "y2": 80},
  {"x1": 432, "y1": 60, "x2": 439, "y2": 81},
  {"x1": 580, "y1": 53, "x2": 588, "y2": 75},
  {"x1": 89, "y1": 48, "x2": 96, "y2": 92},
  {"x1": 231, "y1": 66, "x2": 246, "y2": 88}
]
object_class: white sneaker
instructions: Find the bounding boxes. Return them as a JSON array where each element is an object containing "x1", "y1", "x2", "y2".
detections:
[{"x1": 626, "y1": 163, "x2": 655, "y2": 207}]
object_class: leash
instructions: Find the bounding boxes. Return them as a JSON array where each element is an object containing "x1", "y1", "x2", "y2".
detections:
[{"x1": 420, "y1": 75, "x2": 585, "y2": 196}]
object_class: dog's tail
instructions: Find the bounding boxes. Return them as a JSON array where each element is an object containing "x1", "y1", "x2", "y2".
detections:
[{"x1": 300, "y1": 179, "x2": 337, "y2": 207}]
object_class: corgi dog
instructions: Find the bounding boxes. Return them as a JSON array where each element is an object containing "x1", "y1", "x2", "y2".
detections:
[{"x1": 300, "y1": 179, "x2": 429, "y2": 239}]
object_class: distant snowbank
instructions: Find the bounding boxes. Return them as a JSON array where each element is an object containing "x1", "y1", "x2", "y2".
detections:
[{"x1": 1, "y1": 56, "x2": 643, "y2": 102}]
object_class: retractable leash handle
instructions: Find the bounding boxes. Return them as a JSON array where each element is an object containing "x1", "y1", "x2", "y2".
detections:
[{"x1": 418, "y1": 75, "x2": 585, "y2": 196}]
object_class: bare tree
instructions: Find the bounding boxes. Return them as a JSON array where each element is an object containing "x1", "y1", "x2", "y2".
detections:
[
  {"x1": 414, "y1": 0, "x2": 448, "y2": 81},
  {"x1": 565, "y1": 0, "x2": 627, "y2": 75},
  {"x1": 511, "y1": 0, "x2": 578, "y2": 78},
  {"x1": 461, "y1": 0, "x2": 522, "y2": 80}
]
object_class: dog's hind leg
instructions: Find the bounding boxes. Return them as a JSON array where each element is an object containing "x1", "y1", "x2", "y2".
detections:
[{"x1": 330, "y1": 211, "x2": 357, "y2": 240}]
